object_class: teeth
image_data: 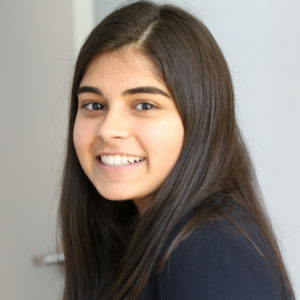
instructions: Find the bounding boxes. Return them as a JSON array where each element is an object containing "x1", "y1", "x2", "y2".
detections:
[
  {"x1": 100, "y1": 155, "x2": 144, "y2": 166},
  {"x1": 121, "y1": 156, "x2": 128, "y2": 165}
]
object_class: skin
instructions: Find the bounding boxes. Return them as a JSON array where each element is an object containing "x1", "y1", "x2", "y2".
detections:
[{"x1": 73, "y1": 46, "x2": 184, "y2": 215}]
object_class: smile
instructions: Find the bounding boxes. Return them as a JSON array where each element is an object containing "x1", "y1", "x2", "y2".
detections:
[{"x1": 98, "y1": 155, "x2": 145, "y2": 167}]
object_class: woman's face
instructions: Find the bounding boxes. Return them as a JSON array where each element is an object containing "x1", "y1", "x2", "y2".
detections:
[{"x1": 73, "y1": 47, "x2": 184, "y2": 214}]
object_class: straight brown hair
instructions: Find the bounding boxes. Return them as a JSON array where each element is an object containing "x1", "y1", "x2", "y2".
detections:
[{"x1": 59, "y1": 1, "x2": 294, "y2": 299}]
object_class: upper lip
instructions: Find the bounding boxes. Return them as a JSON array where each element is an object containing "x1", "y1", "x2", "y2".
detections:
[{"x1": 96, "y1": 152, "x2": 145, "y2": 158}]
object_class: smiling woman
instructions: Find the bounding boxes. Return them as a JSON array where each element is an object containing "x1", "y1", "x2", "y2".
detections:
[
  {"x1": 58, "y1": 1, "x2": 294, "y2": 299},
  {"x1": 73, "y1": 48, "x2": 184, "y2": 214}
]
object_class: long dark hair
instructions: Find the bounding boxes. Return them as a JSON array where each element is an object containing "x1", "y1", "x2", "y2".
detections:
[{"x1": 59, "y1": 1, "x2": 294, "y2": 299}]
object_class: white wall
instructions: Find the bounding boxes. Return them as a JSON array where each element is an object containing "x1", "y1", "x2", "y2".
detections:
[
  {"x1": 0, "y1": 0, "x2": 74, "y2": 299},
  {"x1": 92, "y1": 0, "x2": 300, "y2": 297}
]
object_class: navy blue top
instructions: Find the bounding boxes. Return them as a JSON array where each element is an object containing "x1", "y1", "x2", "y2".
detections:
[{"x1": 140, "y1": 215, "x2": 286, "y2": 300}]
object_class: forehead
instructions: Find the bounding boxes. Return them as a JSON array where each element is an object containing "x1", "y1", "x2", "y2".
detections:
[{"x1": 80, "y1": 46, "x2": 165, "y2": 88}]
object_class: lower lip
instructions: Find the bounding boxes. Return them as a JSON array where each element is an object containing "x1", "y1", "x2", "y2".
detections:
[{"x1": 97, "y1": 158, "x2": 146, "y2": 171}]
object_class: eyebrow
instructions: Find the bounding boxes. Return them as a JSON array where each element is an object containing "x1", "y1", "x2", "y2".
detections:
[{"x1": 76, "y1": 85, "x2": 171, "y2": 99}]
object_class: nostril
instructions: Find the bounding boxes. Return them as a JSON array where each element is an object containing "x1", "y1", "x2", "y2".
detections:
[{"x1": 96, "y1": 117, "x2": 130, "y2": 141}]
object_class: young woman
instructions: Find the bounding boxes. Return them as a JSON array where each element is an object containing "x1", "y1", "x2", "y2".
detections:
[{"x1": 59, "y1": 1, "x2": 294, "y2": 299}]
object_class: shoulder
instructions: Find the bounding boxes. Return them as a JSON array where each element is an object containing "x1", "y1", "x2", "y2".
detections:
[
  {"x1": 165, "y1": 220, "x2": 268, "y2": 275},
  {"x1": 142, "y1": 219, "x2": 280, "y2": 300}
]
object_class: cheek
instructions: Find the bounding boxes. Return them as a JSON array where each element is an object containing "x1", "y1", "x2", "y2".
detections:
[
  {"x1": 73, "y1": 118, "x2": 94, "y2": 156},
  {"x1": 140, "y1": 117, "x2": 184, "y2": 164}
]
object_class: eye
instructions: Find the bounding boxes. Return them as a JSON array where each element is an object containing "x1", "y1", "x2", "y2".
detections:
[
  {"x1": 135, "y1": 102, "x2": 156, "y2": 110},
  {"x1": 82, "y1": 102, "x2": 105, "y2": 111}
]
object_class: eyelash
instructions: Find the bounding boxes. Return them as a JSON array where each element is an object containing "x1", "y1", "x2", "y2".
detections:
[
  {"x1": 81, "y1": 102, "x2": 105, "y2": 111},
  {"x1": 135, "y1": 102, "x2": 156, "y2": 110},
  {"x1": 80, "y1": 101, "x2": 157, "y2": 111}
]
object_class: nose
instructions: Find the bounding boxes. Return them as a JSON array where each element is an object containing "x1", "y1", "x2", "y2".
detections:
[{"x1": 96, "y1": 107, "x2": 130, "y2": 142}]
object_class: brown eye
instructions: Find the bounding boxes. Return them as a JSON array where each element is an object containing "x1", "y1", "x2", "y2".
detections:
[
  {"x1": 136, "y1": 102, "x2": 156, "y2": 110},
  {"x1": 84, "y1": 102, "x2": 105, "y2": 111}
]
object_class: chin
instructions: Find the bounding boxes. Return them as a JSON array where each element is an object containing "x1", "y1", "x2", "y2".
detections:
[{"x1": 97, "y1": 189, "x2": 133, "y2": 201}]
